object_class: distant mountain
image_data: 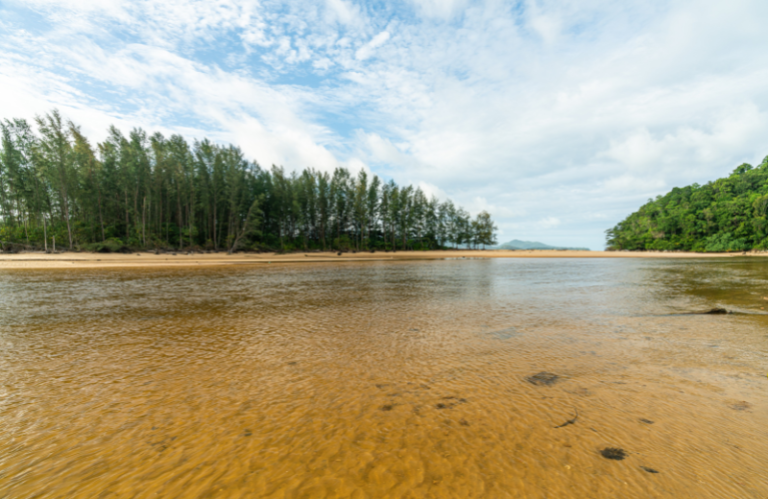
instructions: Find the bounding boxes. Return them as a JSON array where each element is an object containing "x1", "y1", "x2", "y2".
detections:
[{"x1": 493, "y1": 239, "x2": 590, "y2": 251}]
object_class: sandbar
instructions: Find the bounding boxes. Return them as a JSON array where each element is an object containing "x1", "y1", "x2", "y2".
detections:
[{"x1": 0, "y1": 249, "x2": 760, "y2": 270}]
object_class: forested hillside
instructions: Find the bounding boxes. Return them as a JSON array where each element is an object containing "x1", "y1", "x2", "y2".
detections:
[
  {"x1": 606, "y1": 155, "x2": 768, "y2": 252},
  {"x1": 0, "y1": 110, "x2": 496, "y2": 253}
]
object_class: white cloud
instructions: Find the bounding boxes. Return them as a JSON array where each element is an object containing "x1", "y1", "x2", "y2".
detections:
[
  {"x1": 409, "y1": 0, "x2": 469, "y2": 20},
  {"x1": 2, "y1": 0, "x2": 768, "y2": 250},
  {"x1": 324, "y1": 0, "x2": 362, "y2": 27},
  {"x1": 539, "y1": 217, "x2": 561, "y2": 229},
  {"x1": 355, "y1": 31, "x2": 390, "y2": 61}
]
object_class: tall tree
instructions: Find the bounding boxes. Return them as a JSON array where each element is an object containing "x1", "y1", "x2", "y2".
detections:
[
  {"x1": 0, "y1": 109, "x2": 495, "y2": 254},
  {"x1": 35, "y1": 110, "x2": 75, "y2": 249}
]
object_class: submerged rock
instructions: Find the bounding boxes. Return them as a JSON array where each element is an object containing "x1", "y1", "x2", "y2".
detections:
[
  {"x1": 704, "y1": 308, "x2": 729, "y2": 314},
  {"x1": 526, "y1": 372, "x2": 560, "y2": 386},
  {"x1": 730, "y1": 401, "x2": 751, "y2": 411},
  {"x1": 600, "y1": 447, "x2": 627, "y2": 460},
  {"x1": 640, "y1": 466, "x2": 659, "y2": 473}
]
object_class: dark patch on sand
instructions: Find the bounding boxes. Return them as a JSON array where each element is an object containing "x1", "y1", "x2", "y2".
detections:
[{"x1": 526, "y1": 372, "x2": 560, "y2": 386}]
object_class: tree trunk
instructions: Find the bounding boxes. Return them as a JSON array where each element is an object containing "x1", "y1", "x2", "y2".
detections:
[
  {"x1": 125, "y1": 188, "x2": 130, "y2": 241},
  {"x1": 134, "y1": 184, "x2": 139, "y2": 240},
  {"x1": 213, "y1": 203, "x2": 218, "y2": 250},
  {"x1": 61, "y1": 188, "x2": 73, "y2": 249},
  {"x1": 177, "y1": 192, "x2": 183, "y2": 250},
  {"x1": 320, "y1": 214, "x2": 326, "y2": 250},
  {"x1": 142, "y1": 196, "x2": 146, "y2": 247},
  {"x1": 96, "y1": 184, "x2": 105, "y2": 242},
  {"x1": 229, "y1": 201, "x2": 258, "y2": 254},
  {"x1": 188, "y1": 203, "x2": 193, "y2": 249}
]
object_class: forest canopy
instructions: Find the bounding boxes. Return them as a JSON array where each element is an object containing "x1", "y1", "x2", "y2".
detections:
[
  {"x1": 606, "y1": 155, "x2": 768, "y2": 252},
  {"x1": 0, "y1": 110, "x2": 497, "y2": 253}
]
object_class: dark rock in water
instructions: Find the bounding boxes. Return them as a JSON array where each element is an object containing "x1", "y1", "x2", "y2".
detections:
[
  {"x1": 639, "y1": 418, "x2": 654, "y2": 424},
  {"x1": 244, "y1": 429, "x2": 252, "y2": 437},
  {"x1": 380, "y1": 404, "x2": 394, "y2": 411},
  {"x1": 600, "y1": 447, "x2": 627, "y2": 460},
  {"x1": 337, "y1": 252, "x2": 342, "y2": 256},
  {"x1": 459, "y1": 419, "x2": 470, "y2": 426},
  {"x1": 705, "y1": 308, "x2": 728, "y2": 314},
  {"x1": 730, "y1": 401, "x2": 751, "y2": 411},
  {"x1": 526, "y1": 372, "x2": 560, "y2": 386},
  {"x1": 640, "y1": 466, "x2": 659, "y2": 473},
  {"x1": 435, "y1": 397, "x2": 467, "y2": 410}
]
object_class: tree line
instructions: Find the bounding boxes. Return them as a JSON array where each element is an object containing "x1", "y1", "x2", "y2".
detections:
[
  {"x1": 0, "y1": 110, "x2": 497, "y2": 253},
  {"x1": 606, "y1": 155, "x2": 768, "y2": 252}
]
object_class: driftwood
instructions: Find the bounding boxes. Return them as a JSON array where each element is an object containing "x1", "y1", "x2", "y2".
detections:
[{"x1": 554, "y1": 409, "x2": 578, "y2": 428}]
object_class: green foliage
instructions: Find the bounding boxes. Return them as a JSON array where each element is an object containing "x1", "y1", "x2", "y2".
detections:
[
  {"x1": 606, "y1": 156, "x2": 768, "y2": 252},
  {"x1": 0, "y1": 110, "x2": 498, "y2": 252},
  {"x1": 83, "y1": 237, "x2": 128, "y2": 253},
  {"x1": 701, "y1": 233, "x2": 749, "y2": 253},
  {"x1": 332, "y1": 235, "x2": 353, "y2": 251}
]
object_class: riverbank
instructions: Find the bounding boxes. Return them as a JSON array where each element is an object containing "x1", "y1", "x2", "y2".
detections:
[{"x1": 0, "y1": 249, "x2": 759, "y2": 270}]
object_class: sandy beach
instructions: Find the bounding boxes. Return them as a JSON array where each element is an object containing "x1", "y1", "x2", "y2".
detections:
[{"x1": 0, "y1": 248, "x2": 759, "y2": 270}]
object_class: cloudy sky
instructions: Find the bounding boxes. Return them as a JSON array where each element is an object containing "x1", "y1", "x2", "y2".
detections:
[{"x1": 2, "y1": 0, "x2": 767, "y2": 249}]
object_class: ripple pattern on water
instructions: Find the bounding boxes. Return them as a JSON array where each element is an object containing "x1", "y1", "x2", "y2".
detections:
[{"x1": 0, "y1": 258, "x2": 767, "y2": 498}]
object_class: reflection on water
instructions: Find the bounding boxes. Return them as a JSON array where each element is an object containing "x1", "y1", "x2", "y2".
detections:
[{"x1": 1, "y1": 258, "x2": 767, "y2": 498}]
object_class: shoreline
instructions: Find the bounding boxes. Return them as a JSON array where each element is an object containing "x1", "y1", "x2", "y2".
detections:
[{"x1": 0, "y1": 249, "x2": 760, "y2": 270}]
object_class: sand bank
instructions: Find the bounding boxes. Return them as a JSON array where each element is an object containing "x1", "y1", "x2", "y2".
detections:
[{"x1": 0, "y1": 248, "x2": 757, "y2": 270}]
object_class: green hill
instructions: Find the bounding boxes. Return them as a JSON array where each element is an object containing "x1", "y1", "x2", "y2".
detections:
[
  {"x1": 495, "y1": 239, "x2": 589, "y2": 251},
  {"x1": 606, "y1": 155, "x2": 768, "y2": 252}
]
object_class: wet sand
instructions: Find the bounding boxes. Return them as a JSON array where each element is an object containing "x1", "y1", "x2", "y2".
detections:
[{"x1": 0, "y1": 248, "x2": 758, "y2": 270}]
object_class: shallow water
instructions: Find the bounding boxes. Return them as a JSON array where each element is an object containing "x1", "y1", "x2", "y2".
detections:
[{"x1": 1, "y1": 258, "x2": 766, "y2": 498}]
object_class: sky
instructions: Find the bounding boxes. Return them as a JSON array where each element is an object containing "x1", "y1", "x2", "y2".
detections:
[{"x1": 1, "y1": 0, "x2": 768, "y2": 250}]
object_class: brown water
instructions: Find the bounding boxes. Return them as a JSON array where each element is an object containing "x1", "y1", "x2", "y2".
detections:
[{"x1": 1, "y1": 258, "x2": 767, "y2": 498}]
